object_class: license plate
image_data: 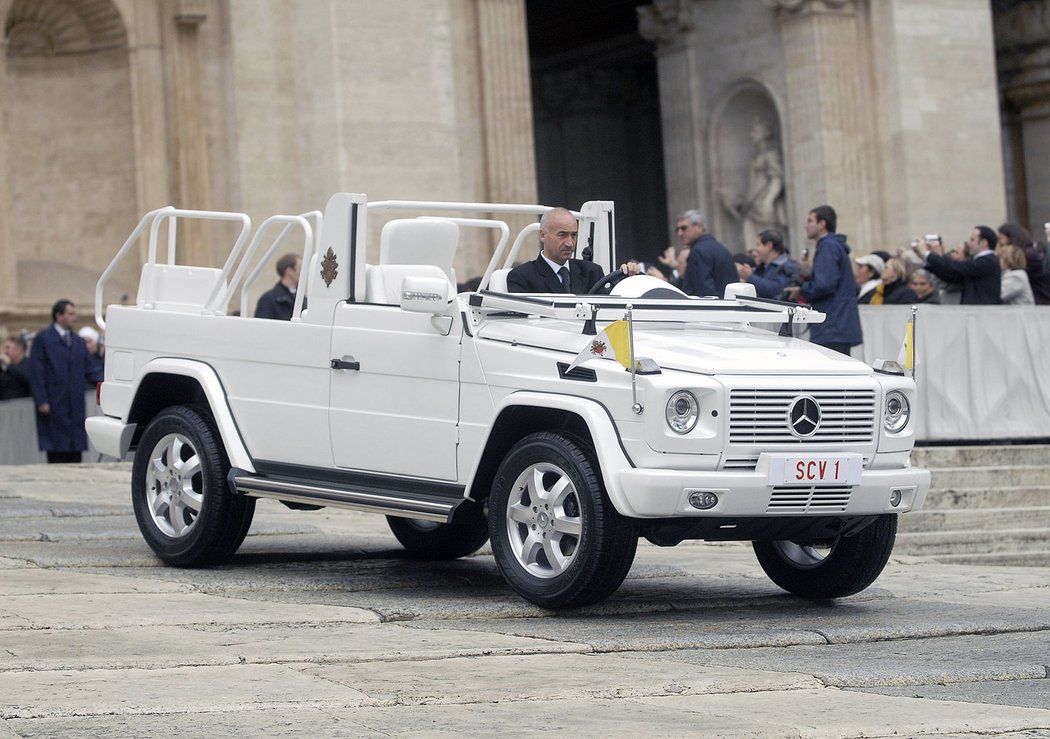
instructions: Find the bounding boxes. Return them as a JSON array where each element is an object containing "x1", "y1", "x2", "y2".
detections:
[{"x1": 764, "y1": 454, "x2": 862, "y2": 486}]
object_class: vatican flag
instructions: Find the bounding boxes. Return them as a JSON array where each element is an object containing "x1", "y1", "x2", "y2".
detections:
[
  {"x1": 566, "y1": 320, "x2": 633, "y2": 373},
  {"x1": 896, "y1": 315, "x2": 914, "y2": 371}
]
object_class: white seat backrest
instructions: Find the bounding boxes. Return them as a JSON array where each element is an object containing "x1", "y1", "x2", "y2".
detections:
[
  {"x1": 365, "y1": 264, "x2": 451, "y2": 304},
  {"x1": 379, "y1": 219, "x2": 459, "y2": 283},
  {"x1": 488, "y1": 268, "x2": 511, "y2": 292},
  {"x1": 137, "y1": 264, "x2": 227, "y2": 313}
]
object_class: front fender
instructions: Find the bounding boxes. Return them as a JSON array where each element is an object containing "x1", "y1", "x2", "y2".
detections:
[{"x1": 464, "y1": 391, "x2": 641, "y2": 517}]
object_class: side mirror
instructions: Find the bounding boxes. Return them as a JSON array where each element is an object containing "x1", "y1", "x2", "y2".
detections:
[{"x1": 400, "y1": 275, "x2": 452, "y2": 315}]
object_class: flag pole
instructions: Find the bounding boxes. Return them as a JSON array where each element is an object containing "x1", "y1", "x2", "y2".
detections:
[
  {"x1": 627, "y1": 304, "x2": 642, "y2": 414},
  {"x1": 910, "y1": 305, "x2": 917, "y2": 380}
]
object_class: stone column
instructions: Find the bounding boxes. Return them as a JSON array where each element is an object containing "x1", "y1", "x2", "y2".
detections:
[
  {"x1": 769, "y1": 0, "x2": 879, "y2": 253},
  {"x1": 167, "y1": 0, "x2": 213, "y2": 265},
  {"x1": 0, "y1": 1, "x2": 14, "y2": 311},
  {"x1": 639, "y1": 0, "x2": 702, "y2": 237},
  {"x1": 125, "y1": 0, "x2": 172, "y2": 268},
  {"x1": 475, "y1": 0, "x2": 537, "y2": 276},
  {"x1": 477, "y1": 0, "x2": 537, "y2": 206}
]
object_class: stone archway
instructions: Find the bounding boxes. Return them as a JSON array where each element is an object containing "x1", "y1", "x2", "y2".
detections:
[{"x1": 3, "y1": 0, "x2": 139, "y2": 316}]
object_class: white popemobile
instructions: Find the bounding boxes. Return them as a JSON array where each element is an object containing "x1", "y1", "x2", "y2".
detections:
[{"x1": 87, "y1": 194, "x2": 930, "y2": 608}]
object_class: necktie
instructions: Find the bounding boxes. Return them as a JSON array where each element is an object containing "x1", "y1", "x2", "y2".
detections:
[
  {"x1": 62, "y1": 332, "x2": 71, "y2": 347},
  {"x1": 558, "y1": 266, "x2": 570, "y2": 293},
  {"x1": 871, "y1": 283, "x2": 885, "y2": 305}
]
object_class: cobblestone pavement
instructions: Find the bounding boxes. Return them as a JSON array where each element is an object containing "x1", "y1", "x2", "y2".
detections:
[{"x1": 1, "y1": 463, "x2": 1048, "y2": 738}]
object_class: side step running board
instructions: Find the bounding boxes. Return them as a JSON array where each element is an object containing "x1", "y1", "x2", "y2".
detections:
[{"x1": 229, "y1": 471, "x2": 461, "y2": 523}]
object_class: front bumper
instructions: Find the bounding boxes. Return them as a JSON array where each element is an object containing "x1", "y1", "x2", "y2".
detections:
[{"x1": 616, "y1": 462, "x2": 930, "y2": 519}]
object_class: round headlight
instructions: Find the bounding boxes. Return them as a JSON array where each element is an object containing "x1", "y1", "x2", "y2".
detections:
[
  {"x1": 665, "y1": 390, "x2": 699, "y2": 434},
  {"x1": 884, "y1": 390, "x2": 910, "y2": 432}
]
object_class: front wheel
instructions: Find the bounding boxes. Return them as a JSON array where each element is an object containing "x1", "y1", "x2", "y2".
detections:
[
  {"x1": 752, "y1": 514, "x2": 898, "y2": 599},
  {"x1": 131, "y1": 405, "x2": 255, "y2": 567},
  {"x1": 488, "y1": 431, "x2": 637, "y2": 609}
]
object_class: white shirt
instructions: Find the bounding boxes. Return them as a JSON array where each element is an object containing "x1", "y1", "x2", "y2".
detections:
[{"x1": 540, "y1": 253, "x2": 570, "y2": 282}]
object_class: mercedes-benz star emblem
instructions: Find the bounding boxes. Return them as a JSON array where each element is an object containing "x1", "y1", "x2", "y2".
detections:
[{"x1": 788, "y1": 395, "x2": 821, "y2": 438}]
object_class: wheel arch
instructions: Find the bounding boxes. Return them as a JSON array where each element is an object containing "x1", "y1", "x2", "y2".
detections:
[
  {"x1": 464, "y1": 392, "x2": 635, "y2": 515},
  {"x1": 127, "y1": 359, "x2": 255, "y2": 472}
]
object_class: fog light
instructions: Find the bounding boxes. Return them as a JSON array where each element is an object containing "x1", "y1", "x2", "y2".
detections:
[
  {"x1": 889, "y1": 489, "x2": 902, "y2": 507},
  {"x1": 688, "y1": 491, "x2": 719, "y2": 510}
]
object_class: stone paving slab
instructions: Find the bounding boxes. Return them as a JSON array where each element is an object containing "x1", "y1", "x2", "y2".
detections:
[
  {"x1": 859, "y1": 678, "x2": 1050, "y2": 711},
  {"x1": 297, "y1": 652, "x2": 820, "y2": 705},
  {"x1": 0, "y1": 622, "x2": 590, "y2": 672},
  {"x1": 0, "y1": 591, "x2": 378, "y2": 630},
  {"x1": 0, "y1": 663, "x2": 372, "y2": 720},
  {"x1": 623, "y1": 632, "x2": 1050, "y2": 689},
  {"x1": 629, "y1": 689, "x2": 1050, "y2": 738},
  {"x1": 0, "y1": 568, "x2": 190, "y2": 595},
  {"x1": 410, "y1": 596, "x2": 1050, "y2": 652}
]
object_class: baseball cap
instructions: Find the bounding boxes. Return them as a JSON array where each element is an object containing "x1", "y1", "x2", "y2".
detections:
[{"x1": 854, "y1": 254, "x2": 885, "y2": 273}]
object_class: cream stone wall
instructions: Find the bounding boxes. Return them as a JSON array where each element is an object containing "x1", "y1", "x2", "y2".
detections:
[
  {"x1": 869, "y1": 0, "x2": 1007, "y2": 249},
  {"x1": 0, "y1": 0, "x2": 1035, "y2": 338},
  {"x1": 1, "y1": 0, "x2": 535, "y2": 335}
]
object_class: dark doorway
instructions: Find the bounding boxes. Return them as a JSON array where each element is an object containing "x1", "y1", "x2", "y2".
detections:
[{"x1": 526, "y1": 0, "x2": 668, "y2": 266}]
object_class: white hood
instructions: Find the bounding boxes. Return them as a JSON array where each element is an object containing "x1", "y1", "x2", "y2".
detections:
[{"x1": 475, "y1": 319, "x2": 870, "y2": 376}]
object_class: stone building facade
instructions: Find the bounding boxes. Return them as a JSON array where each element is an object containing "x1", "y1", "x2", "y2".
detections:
[{"x1": 1, "y1": 0, "x2": 1046, "y2": 335}]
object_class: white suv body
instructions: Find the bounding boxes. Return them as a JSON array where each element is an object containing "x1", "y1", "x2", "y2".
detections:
[{"x1": 88, "y1": 194, "x2": 929, "y2": 608}]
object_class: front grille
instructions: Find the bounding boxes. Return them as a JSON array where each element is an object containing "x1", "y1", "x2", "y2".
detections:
[
  {"x1": 767, "y1": 485, "x2": 852, "y2": 513},
  {"x1": 730, "y1": 389, "x2": 876, "y2": 445}
]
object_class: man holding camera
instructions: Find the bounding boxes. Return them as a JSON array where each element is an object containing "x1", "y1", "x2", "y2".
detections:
[
  {"x1": 913, "y1": 226, "x2": 1001, "y2": 305},
  {"x1": 736, "y1": 229, "x2": 800, "y2": 300}
]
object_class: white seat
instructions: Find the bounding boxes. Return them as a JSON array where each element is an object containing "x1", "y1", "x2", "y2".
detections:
[
  {"x1": 365, "y1": 264, "x2": 451, "y2": 304},
  {"x1": 488, "y1": 268, "x2": 511, "y2": 292},
  {"x1": 379, "y1": 219, "x2": 459, "y2": 283},
  {"x1": 137, "y1": 264, "x2": 227, "y2": 313}
]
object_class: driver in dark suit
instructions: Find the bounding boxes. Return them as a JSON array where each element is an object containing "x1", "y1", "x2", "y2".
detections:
[{"x1": 506, "y1": 208, "x2": 610, "y2": 294}]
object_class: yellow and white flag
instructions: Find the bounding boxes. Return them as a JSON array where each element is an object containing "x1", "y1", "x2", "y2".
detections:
[
  {"x1": 566, "y1": 320, "x2": 633, "y2": 373},
  {"x1": 896, "y1": 315, "x2": 914, "y2": 371}
]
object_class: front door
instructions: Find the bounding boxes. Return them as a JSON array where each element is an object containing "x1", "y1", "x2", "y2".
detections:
[{"x1": 329, "y1": 303, "x2": 460, "y2": 481}]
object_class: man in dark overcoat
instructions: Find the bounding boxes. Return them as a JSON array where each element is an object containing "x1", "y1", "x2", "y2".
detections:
[{"x1": 29, "y1": 300, "x2": 104, "y2": 463}]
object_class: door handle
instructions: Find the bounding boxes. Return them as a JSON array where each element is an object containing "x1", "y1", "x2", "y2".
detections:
[{"x1": 330, "y1": 358, "x2": 360, "y2": 371}]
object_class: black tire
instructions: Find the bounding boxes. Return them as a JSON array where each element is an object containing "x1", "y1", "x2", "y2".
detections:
[
  {"x1": 752, "y1": 514, "x2": 898, "y2": 599},
  {"x1": 488, "y1": 431, "x2": 637, "y2": 609},
  {"x1": 386, "y1": 503, "x2": 489, "y2": 560},
  {"x1": 131, "y1": 405, "x2": 255, "y2": 567}
]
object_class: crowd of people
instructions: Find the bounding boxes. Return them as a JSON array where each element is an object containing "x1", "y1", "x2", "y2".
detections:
[
  {"x1": 646, "y1": 216, "x2": 1050, "y2": 310},
  {"x1": 496, "y1": 204, "x2": 1050, "y2": 357},
  {"x1": 1, "y1": 300, "x2": 104, "y2": 463}
]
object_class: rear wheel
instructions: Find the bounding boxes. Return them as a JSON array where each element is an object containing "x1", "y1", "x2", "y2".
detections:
[
  {"x1": 752, "y1": 514, "x2": 897, "y2": 599},
  {"x1": 386, "y1": 502, "x2": 488, "y2": 560},
  {"x1": 488, "y1": 431, "x2": 636, "y2": 609},
  {"x1": 132, "y1": 405, "x2": 255, "y2": 567}
]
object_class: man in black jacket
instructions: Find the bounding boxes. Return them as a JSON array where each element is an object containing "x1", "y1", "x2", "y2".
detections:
[
  {"x1": 507, "y1": 208, "x2": 606, "y2": 294},
  {"x1": 916, "y1": 225, "x2": 1001, "y2": 305},
  {"x1": 676, "y1": 210, "x2": 737, "y2": 298},
  {"x1": 255, "y1": 253, "x2": 303, "y2": 320},
  {"x1": 0, "y1": 334, "x2": 32, "y2": 400}
]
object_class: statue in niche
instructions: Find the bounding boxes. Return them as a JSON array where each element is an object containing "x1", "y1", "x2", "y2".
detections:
[{"x1": 721, "y1": 119, "x2": 788, "y2": 249}]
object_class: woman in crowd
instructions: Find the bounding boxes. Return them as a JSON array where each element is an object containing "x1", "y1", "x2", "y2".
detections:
[
  {"x1": 908, "y1": 268, "x2": 940, "y2": 303},
  {"x1": 998, "y1": 222, "x2": 1050, "y2": 304},
  {"x1": 998, "y1": 244, "x2": 1034, "y2": 305},
  {"x1": 874, "y1": 257, "x2": 919, "y2": 304}
]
